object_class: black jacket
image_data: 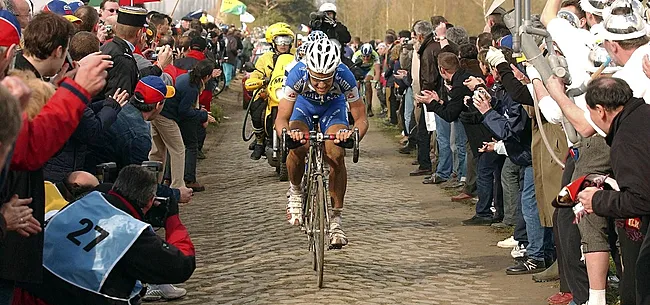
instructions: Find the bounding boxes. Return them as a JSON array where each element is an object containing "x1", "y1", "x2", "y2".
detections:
[
  {"x1": 426, "y1": 69, "x2": 494, "y2": 154},
  {"x1": 593, "y1": 97, "x2": 650, "y2": 218},
  {"x1": 97, "y1": 37, "x2": 139, "y2": 101},
  {"x1": 322, "y1": 21, "x2": 351, "y2": 45},
  {"x1": 20, "y1": 191, "x2": 196, "y2": 305}
]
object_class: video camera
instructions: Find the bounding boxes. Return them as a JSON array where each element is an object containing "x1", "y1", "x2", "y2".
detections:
[{"x1": 309, "y1": 11, "x2": 331, "y2": 32}]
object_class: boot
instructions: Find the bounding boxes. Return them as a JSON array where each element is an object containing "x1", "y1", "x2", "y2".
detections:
[
  {"x1": 532, "y1": 260, "x2": 559, "y2": 282},
  {"x1": 250, "y1": 143, "x2": 264, "y2": 160},
  {"x1": 250, "y1": 132, "x2": 265, "y2": 160}
]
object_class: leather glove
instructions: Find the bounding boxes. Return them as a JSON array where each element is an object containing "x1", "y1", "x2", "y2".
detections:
[
  {"x1": 486, "y1": 47, "x2": 507, "y2": 68},
  {"x1": 525, "y1": 66, "x2": 542, "y2": 81},
  {"x1": 324, "y1": 16, "x2": 336, "y2": 26}
]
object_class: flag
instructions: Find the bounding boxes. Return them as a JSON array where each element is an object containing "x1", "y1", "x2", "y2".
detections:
[{"x1": 220, "y1": 0, "x2": 247, "y2": 15}]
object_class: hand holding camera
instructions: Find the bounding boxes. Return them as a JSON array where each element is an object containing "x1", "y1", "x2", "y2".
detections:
[
  {"x1": 155, "y1": 45, "x2": 173, "y2": 70},
  {"x1": 472, "y1": 87, "x2": 492, "y2": 114}
]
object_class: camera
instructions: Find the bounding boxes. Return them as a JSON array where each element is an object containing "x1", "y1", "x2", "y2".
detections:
[
  {"x1": 309, "y1": 11, "x2": 329, "y2": 31},
  {"x1": 140, "y1": 161, "x2": 171, "y2": 227},
  {"x1": 144, "y1": 197, "x2": 169, "y2": 228},
  {"x1": 96, "y1": 162, "x2": 117, "y2": 183}
]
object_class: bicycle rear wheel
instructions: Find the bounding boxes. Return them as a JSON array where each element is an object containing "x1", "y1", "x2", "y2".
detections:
[{"x1": 314, "y1": 175, "x2": 326, "y2": 288}]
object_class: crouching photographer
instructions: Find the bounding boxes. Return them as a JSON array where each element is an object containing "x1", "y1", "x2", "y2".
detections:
[
  {"x1": 309, "y1": 3, "x2": 351, "y2": 46},
  {"x1": 14, "y1": 165, "x2": 196, "y2": 305}
]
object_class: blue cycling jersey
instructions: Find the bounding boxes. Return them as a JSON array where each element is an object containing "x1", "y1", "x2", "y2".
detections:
[{"x1": 283, "y1": 61, "x2": 360, "y2": 105}]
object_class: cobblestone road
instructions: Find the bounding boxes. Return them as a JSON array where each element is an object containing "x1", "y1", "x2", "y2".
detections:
[{"x1": 156, "y1": 87, "x2": 553, "y2": 305}]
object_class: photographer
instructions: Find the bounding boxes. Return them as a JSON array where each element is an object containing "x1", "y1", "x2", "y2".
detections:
[
  {"x1": 15, "y1": 165, "x2": 196, "y2": 305},
  {"x1": 309, "y1": 3, "x2": 351, "y2": 46}
]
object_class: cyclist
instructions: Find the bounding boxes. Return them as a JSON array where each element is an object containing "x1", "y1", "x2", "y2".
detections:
[
  {"x1": 284, "y1": 41, "x2": 312, "y2": 76},
  {"x1": 351, "y1": 43, "x2": 381, "y2": 117},
  {"x1": 245, "y1": 22, "x2": 295, "y2": 160},
  {"x1": 275, "y1": 38, "x2": 369, "y2": 248}
]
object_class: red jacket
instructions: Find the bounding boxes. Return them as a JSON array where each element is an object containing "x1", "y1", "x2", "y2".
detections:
[{"x1": 10, "y1": 78, "x2": 91, "y2": 171}]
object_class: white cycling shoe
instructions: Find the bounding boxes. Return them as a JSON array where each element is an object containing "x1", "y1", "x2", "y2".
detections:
[
  {"x1": 286, "y1": 188, "x2": 303, "y2": 226},
  {"x1": 329, "y1": 214, "x2": 348, "y2": 249}
]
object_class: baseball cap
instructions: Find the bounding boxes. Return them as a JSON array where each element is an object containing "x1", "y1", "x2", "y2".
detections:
[
  {"x1": 44, "y1": 0, "x2": 82, "y2": 23},
  {"x1": 134, "y1": 76, "x2": 175, "y2": 104},
  {"x1": 0, "y1": 10, "x2": 21, "y2": 47},
  {"x1": 190, "y1": 36, "x2": 207, "y2": 51}
]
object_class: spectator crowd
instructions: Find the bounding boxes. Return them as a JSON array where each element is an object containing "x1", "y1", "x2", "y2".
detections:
[{"x1": 341, "y1": 0, "x2": 650, "y2": 304}]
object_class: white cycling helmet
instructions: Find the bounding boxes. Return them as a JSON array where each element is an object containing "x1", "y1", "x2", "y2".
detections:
[
  {"x1": 306, "y1": 39, "x2": 340, "y2": 74},
  {"x1": 307, "y1": 30, "x2": 328, "y2": 42},
  {"x1": 557, "y1": 9, "x2": 581, "y2": 28},
  {"x1": 580, "y1": 0, "x2": 613, "y2": 16},
  {"x1": 601, "y1": 1, "x2": 647, "y2": 41},
  {"x1": 603, "y1": 0, "x2": 644, "y2": 20},
  {"x1": 360, "y1": 43, "x2": 373, "y2": 56},
  {"x1": 296, "y1": 41, "x2": 312, "y2": 61},
  {"x1": 319, "y1": 2, "x2": 337, "y2": 13}
]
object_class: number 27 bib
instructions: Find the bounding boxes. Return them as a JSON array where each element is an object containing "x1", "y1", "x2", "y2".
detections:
[{"x1": 43, "y1": 191, "x2": 151, "y2": 300}]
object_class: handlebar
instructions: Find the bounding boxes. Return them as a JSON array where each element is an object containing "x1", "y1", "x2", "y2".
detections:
[{"x1": 280, "y1": 128, "x2": 360, "y2": 163}]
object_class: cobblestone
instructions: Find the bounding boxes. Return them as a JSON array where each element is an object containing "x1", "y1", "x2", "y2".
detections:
[{"x1": 151, "y1": 89, "x2": 538, "y2": 305}]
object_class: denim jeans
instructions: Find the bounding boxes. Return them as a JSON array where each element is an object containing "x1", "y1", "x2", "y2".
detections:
[
  {"x1": 223, "y1": 62, "x2": 234, "y2": 86},
  {"x1": 521, "y1": 165, "x2": 553, "y2": 261},
  {"x1": 179, "y1": 119, "x2": 199, "y2": 182},
  {"x1": 501, "y1": 158, "x2": 521, "y2": 226},
  {"x1": 452, "y1": 121, "x2": 467, "y2": 178},
  {"x1": 404, "y1": 88, "x2": 414, "y2": 135},
  {"x1": 475, "y1": 151, "x2": 505, "y2": 218},
  {"x1": 434, "y1": 116, "x2": 466, "y2": 180}
]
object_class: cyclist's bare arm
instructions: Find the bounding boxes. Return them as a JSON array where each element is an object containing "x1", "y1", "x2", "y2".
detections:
[
  {"x1": 373, "y1": 63, "x2": 380, "y2": 81},
  {"x1": 275, "y1": 97, "x2": 294, "y2": 137},
  {"x1": 349, "y1": 99, "x2": 369, "y2": 139}
]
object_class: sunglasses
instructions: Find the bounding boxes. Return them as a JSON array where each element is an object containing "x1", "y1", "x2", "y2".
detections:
[{"x1": 308, "y1": 71, "x2": 334, "y2": 86}]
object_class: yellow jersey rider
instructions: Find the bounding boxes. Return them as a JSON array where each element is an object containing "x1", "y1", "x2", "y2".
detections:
[{"x1": 245, "y1": 22, "x2": 295, "y2": 160}]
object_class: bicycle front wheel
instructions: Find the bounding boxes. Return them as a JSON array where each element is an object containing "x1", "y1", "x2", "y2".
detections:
[{"x1": 314, "y1": 175, "x2": 326, "y2": 288}]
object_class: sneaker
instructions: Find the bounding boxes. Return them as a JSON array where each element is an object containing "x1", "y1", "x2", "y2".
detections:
[
  {"x1": 250, "y1": 143, "x2": 264, "y2": 160},
  {"x1": 143, "y1": 284, "x2": 187, "y2": 302},
  {"x1": 491, "y1": 222, "x2": 510, "y2": 229},
  {"x1": 511, "y1": 244, "x2": 527, "y2": 259},
  {"x1": 506, "y1": 258, "x2": 546, "y2": 275},
  {"x1": 547, "y1": 292, "x2": 573, "y2": 305},
  {"x1": 461, "y1": 216, "x2": 493, "y2": 226},
  {"x1": 329, "y1": 220, "x2": 348, "y2": 249},
  {"x1": 422, "y1": 174, "x2": 448, "y2": 184},
  {"x1": 197, "y1": 150, "x2": 206, "y2": 160},
  {"x1": 286, "y1": 188, "x2": 303, "y2": 226},
  {"x1": 497, "y1": 236, "x2": 518, "y2": 248}
]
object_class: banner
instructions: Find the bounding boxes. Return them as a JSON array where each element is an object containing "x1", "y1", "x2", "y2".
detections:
[
  {"x1": 220, "y1": 0, "x2": 247, "y2": 15},
  {"x1": 239, "y1": 11, "x2": 255, "y2": 23}
]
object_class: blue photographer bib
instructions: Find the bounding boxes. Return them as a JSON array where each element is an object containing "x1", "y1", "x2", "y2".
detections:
[{"x1": 43, "y1": 191, "x2": 151, "y2": 302}]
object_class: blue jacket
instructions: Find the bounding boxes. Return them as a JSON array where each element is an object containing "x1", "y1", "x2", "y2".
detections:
[
  {"x1": 160, "y1": 73, "x2": 208, "y2": 124},
  {"x1": 43, "y1": 100, "x2": 122, "y2": 183},
  {"x1": 481, "y1": 82, "x2": 533, "y2": 167},
  {"x1": 85, "y1": 103, "x2": 180, "y2": 200}
]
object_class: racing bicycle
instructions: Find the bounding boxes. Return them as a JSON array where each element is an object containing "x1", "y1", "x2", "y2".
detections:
[{"x1": 281, "y1": 115, "x2": 359, "y2": 288}]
